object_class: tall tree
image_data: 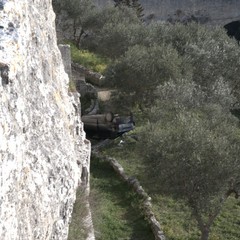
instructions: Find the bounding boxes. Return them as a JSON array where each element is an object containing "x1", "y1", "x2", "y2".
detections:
[
  {"x1": 53, "y1": 0, "x2": 97, "y2": 47},
  {"x1": 81, "y1": 6, "x2": 143, "y2": 58},
  {"x1": 138, "y1": 79, "x2": 240, "y2": 240},
  {"x1": 106, "y1": 43, "x2": 182, "y2": 107}
]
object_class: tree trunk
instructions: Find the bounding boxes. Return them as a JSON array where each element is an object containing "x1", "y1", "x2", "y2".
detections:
[
  {"x1": 200, "y1": 227, "x2": 210, "y2": 240},
  {"x1": 190, "y1": 205, "x2": 211, "y2": 240},
  {"x1": 76, "y1": 29, "x2": 85, "y2": 48},
  {"x1": 73, "y1": 20, "x2": 77, "y2": 41}
]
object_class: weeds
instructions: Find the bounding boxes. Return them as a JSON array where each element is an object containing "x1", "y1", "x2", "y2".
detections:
[{"x1": 68, "y1": 42, "x2": 109, "y2": 74}]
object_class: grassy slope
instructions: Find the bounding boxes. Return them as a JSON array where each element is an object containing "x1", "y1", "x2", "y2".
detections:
[
  {"x1": 67, "y1": 42, "x2": 240, "y2": 240},
  {"x1": 68, "y1": 189, "x2": 89, "y2": 240},
  {"x1": 90, "y1": 155, "x2": 154, "y2": 240},
  {"x1": 102, "y1": 134, "x2": 240, "y2": 240},
  {"x1": 69, "y1": 42, "x2": 109, "y2": 74},
  {"x1": 68, "y1": 115, "x2": 240, "y2": 240}
]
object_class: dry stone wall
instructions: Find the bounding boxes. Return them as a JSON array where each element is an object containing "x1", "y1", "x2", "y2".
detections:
[
  {"x1": 0, "y1": 1, "x2": 92, "y2": 239},
  {"x1": 91, "y1": 149, "x2": 165, "y2": 240}
]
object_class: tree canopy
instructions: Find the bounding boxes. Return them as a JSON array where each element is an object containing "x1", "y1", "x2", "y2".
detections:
[
  {"x1": 104, "y1": 23, "x2": 240, "y2": 107},
  {"x1": 53, "y1": 0, "x2": 97, "y2": 46},
  {"x1": 106, "y1": 43, "x2": 182, "y2": 106},
  {"x1": 138, "y1": 79, "x2": 240, "y2": 240},
  {"x1": 81, "y1": 5, "x2": 143, "y2": 58}
]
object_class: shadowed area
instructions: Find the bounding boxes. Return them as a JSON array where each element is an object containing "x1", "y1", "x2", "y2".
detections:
[{"x1": 224, "y1": 20, "x2": 240, "y2": 43}]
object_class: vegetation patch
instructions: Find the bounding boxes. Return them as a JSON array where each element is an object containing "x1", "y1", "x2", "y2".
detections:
[
  {"x1": 68, "y1": 79, "x2": 77, "y2": 92},
  {"x1": 90, "y1": 155, "x2": 154, "y2": 240},
  {"x1": 68, "y1": 189, "x2": 89, "y2": 240},
  {"x1": 68, "y1": 42, "x2": 109, "y2": 74},
  {"x1": 102, "y1": 135, "x2": 240, "y2": 240}
]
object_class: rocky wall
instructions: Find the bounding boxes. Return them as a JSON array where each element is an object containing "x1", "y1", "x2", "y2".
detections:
[{"x1": 0, "y1": 0, "x2": 92, "y2": 239}]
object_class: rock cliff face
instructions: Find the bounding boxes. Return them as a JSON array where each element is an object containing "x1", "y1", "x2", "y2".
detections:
[
  {"x1": 0, "y1": 1, "x2": 91, "y2": 239},
  {"x1": 94, "y1": 0, "x2": 240, "y2": 25}
]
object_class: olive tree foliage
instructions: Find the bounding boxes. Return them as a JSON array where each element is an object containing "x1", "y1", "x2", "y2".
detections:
[
  {"x1": 52, "y1": 0, "x2": 144, "y2": 52},
  {"x1": 146, "y1": 23, "x2": 240, "y2": 98},
  {"x1": 52, "y1": 0, "x2": 97, "y2": 46},
  {"x1": 138, "y1": 79, "x2": 240, "y2": 240},
  {"x1": 104, "y1": 22, "x2": 240, "y2": 108},
  {"x1": 81, "y1": 6, "x2": 144, "y2": 58},
  {"x1": 105, "y1": 43, "x2": 183, "y2": 107}
]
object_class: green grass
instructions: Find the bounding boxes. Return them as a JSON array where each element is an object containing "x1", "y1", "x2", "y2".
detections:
[
  {"x1": 69, "y1": 110, "x2": 240, "y2": 240},
  {"x1": 102, "y1": 133, "x2": 240, "y2": 240},
  {"x1": 211, "y1": 198, "x2": 240, "y2": 240},
  {"x1": 68, "y1": 123, "x2": 240, "y2": 240},
  {"x1": 68, "y1": 189, "x2": 89, "y2": 240},
  {"x1": 150, "y1": 195, "x2": 240, "y2": 240},
  {"x1": 90, "y1": 155, "x2": 154, "y2": 240},
  {"x1": 68, "y1": 42, "x2": 109, "y2": 74}
]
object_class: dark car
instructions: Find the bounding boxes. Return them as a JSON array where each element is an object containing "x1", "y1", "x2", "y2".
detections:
[{"x1": 82, "y1": 112, "x2": 135, "y2": 139}]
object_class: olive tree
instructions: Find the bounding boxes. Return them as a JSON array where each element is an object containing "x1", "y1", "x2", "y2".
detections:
[
  {"x1": 146, "y1": 23, "x2": 240, "y2": 98},
  {"x1": 138, "y1": 79, "x2": 240, "y2": 240},
  {"x1": 81, "y1": 6, "x2": 144, "y2": 58},
  {"x1": 105, "y1": 43, "x2": 183, "y2": 107},
  {"x1": 53, "y1": 0, "x2": 97, "y2": 46},
  {"x1": 102, "y1": 22, "x2": 240, "y2": 111}
]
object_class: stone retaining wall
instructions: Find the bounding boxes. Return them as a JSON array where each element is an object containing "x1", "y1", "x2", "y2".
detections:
[{"x1": 92, "y1": 151, "x2": 165, "y2": 240}]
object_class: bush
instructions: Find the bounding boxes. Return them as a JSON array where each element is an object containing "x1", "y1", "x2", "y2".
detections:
[
  {"x1": 81, "y1": 6, "x2": 145, "y2": 59},
  {"x1": 137, "y1": 79, "x2": 240, "y2": 240},
  {"x1": 106, "y1": 43, "x2": 183, "y2": 107},
  {"x1": 146, "y1": 23, "x2": 240, "y2": 98}
]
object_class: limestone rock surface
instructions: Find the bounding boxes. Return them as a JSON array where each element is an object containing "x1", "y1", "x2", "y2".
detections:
[{"x1": 0, "y1": 1, "x2": 91, "y2": 239}]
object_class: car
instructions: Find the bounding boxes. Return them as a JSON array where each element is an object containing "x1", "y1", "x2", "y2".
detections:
[{"x1": 82, "y1": 112, "x2": 135, "y2": 139}]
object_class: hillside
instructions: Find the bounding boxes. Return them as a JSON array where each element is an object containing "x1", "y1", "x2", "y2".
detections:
[{"x1": 94, "y1": 0, "x2": 240, "y2": 25}]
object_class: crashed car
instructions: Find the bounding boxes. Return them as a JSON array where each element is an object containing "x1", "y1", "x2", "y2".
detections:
[{"x1": 81, "y1": 112, "x2": 135, "y2": 139}]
